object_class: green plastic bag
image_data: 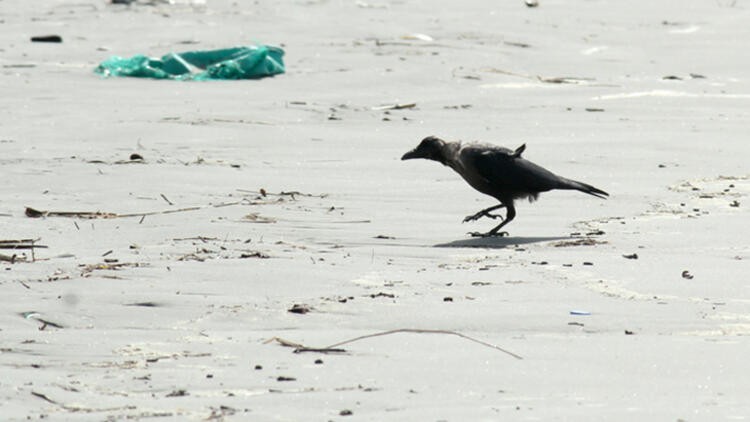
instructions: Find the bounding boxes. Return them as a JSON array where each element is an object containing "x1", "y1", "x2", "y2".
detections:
[{"x1": 94, "y1": 45, "x2": 285, "y2": 80}]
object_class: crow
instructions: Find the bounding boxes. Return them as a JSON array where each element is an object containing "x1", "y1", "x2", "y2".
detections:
[{"x1": 401, "y1": 136, "x2": 609, "y2": 236}]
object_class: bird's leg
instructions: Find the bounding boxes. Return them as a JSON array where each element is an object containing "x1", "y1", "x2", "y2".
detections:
[
  {"x1": 463, "y1": 204, "x2": 506, "y2": 223},
  {"x1": 469, "y1": 203, "x2": 516, "y2": 237},
  {"x1": 469, "y1": 230, "x2": 508, "y2": 238}
]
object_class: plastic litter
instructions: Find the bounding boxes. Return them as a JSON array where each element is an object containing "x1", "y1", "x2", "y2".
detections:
[
  {"x1": 94, "y1": 45, "x2": 284, "y2": 81},
  {"x1": 569, "y1": 310, "x2": 591, "y2": 316}
]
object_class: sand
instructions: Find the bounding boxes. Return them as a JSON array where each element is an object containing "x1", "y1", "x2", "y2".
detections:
[{"x1": 1, "y1": 0, "x2": 749, "y2": 420}]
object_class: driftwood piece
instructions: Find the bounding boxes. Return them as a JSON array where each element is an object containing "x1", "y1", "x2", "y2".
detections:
[
  {"x1": 0, "y1": 239, "x2": 47, "y2": 249},
  {"x1": 25, "y1": 207, "x2": 117, "y2": 219}
]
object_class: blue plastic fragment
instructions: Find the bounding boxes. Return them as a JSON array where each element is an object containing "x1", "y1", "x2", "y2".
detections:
[
  {"x1": 94, "y1": 45, "x2": 285, "y2": 81},
  {"x1": 569, "y1": 310, "x2": 591, "y2": 316}
]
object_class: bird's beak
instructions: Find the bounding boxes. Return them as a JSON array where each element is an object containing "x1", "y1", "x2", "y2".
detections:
[{"x1": 401, "y1": 149, "x2": 421, "y2": 160}]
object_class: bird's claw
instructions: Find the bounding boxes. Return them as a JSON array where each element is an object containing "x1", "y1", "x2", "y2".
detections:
[
  {"x1": 468, "y1": 231, "x2": 509, "y2": 238},
  {"x1": 463, "y1": 211, "x2": 504, "y2": 223}
]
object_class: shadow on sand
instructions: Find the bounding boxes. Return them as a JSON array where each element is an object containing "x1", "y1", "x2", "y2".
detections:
[{"x1": 435, "y1": 235, "x2": 568, "y2": 249}]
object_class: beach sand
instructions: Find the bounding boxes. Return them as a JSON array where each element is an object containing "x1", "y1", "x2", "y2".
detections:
[{"x1": 1, "y1": 0, "x2": 749, "y2": 420}]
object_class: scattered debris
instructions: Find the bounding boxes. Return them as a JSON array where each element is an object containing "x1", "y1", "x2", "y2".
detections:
[
  {"x1": 340, "y1": 409, "x2": 353, "y2": 416},
  {"x1": 81, "y1": 261, "x2": 144, "y2": 275},
  {"x1": 20, "y1": 312, "x2": 65, "y2": 330},
  {"x1": 624, "y1": 330, "x2": 636, "y2": 335},
  {"x1": 288, "y1": 304, "x2": 312, "y2": 314},
  {"x1": 570, "y1": 310, "x2": 591, "y2": 316},
  {"x1": 374, "y1": 235, "x2": 395, "y2": 239},
  {"x1": 552, "y1": 238, "x2": 606, "y2": 247},
  {"x1": 165, "y1": 389, "x2": 188, "y2": 397},
  {"x1": 443, "y1": 297, "x2": 453, "y2": 302},
  {"x1": 401, "y1": 33, "x2": 433, "y2": 42},
  {"x1": 124, "y1": 302, "x2": 161, "y2": 307},
  {"x1": 314, "y1": 359, "x2": 324, "y2": 365},
  {"x1": 585, "y1": 107, "x2": 605, "y2": 112},
  {"x1": 129, "y1": 153, "x2": 144, "y2": 161},
  {"x1": 0, "y1": 253, "x2": 24, "y2": 263},
  {"x1": 368, "y1": 292, "x2": 395, "y2": 299},
  {"x1": 26, "y1": 207, "x2": 117, "y2": 219},
  {"x1": 160, "y1": 194, "x2": 174, "y2": 205},
  {"x1": 730, "y1": 200, "x2": 740, "y2": 207},
  {"x1": 236, "y1": 189, "x2": 329, "y2": 200},
  {"x1": 276, "y1": 376, "x2": 296, "y2": 382},
  {"x1": 243, "y1": 213, "x2": 277, "y2": 224},
  {"x1": 31, "y1": 35, "x2": 62, "y2": 43},
  {"x1": 31, "y1": 391, "x2": 60, "y2": 404},
  {"x1": 622, "y1": 253, "x2": 639, "y2": 260},
  {"x1": 0, "y1": 238, "x2": 46, "y2": 250},
  {"x1": 538, "y1": 76, "x2": 594, "y2": 84},
  {"x1": 504, "y1": 41, "x2": 531, "y2": 48},
  {"x1": 583, "y1": 262, "x2": 594, "y2": 266},
  {"x1": 681, "y1": 270, "x2": 694, "y2": 280},
  {"x1": 371, "y1": 103, "x2": 416, "y2": 111},
  {"x1": 662, "y1": 75, "x2": 682, "y2": 80},
  {"x1": 524, "y1": 0, "x2": 539, "y2": 7},
  {"x1": 239, "y1": 251, "x2": 270, "y2": 259}
]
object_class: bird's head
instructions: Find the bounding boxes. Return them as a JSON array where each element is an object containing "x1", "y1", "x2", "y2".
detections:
[{"x1": 401, "y1": 136, "x2": 447, "y2": 163}]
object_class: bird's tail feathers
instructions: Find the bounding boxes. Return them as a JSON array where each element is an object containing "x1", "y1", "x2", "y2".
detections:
[{"x1": 559, "y1": 178, "x2": 609, "y2": 199}]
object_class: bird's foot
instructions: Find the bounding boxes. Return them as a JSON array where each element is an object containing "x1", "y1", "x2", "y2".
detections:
[
  {"x1": 463, "y1": 211, "x2": 504, "y2": 223},
  {"x1": 468, "y1": 231, "x2": 509, "y2": 238}
]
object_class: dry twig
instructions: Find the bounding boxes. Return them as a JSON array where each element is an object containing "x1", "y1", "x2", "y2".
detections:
[{"x1": 268, "y1": 328, "x2": 522, "y2": 359}]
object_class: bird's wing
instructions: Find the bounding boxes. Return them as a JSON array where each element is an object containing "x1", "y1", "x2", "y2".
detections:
[{"x1": 465, "y1": 146, "x2": 563, "y2": 193}]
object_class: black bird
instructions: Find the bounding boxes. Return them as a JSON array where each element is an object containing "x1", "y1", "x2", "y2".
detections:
[{"x1": 401, "y1": 136, "x2": 609, "y2": 236}]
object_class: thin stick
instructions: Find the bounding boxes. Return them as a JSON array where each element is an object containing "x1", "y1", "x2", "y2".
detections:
[
  {"x1": 160, "y1": 193, "x2": 174, "y2": 205},
  {"x1": 0, "y1": 239, "x2": 38, "y2": 244},
  {"x1": 322, "y1": 329, "x2": 523, "y2": 360},
  {"x1": 31, "y1": 391, "x2": 59, "y2": 405},
  {"x1": 271, "y1": 329, "x2": 522, "y2": 360},
  {"x1": 0, "y1": 238, "x2": 46, "y2": 249}
]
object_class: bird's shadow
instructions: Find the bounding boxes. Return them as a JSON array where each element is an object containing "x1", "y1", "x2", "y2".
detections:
[{"x1": 434, "y1": 235, "x2": 568, "y2": 249}]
